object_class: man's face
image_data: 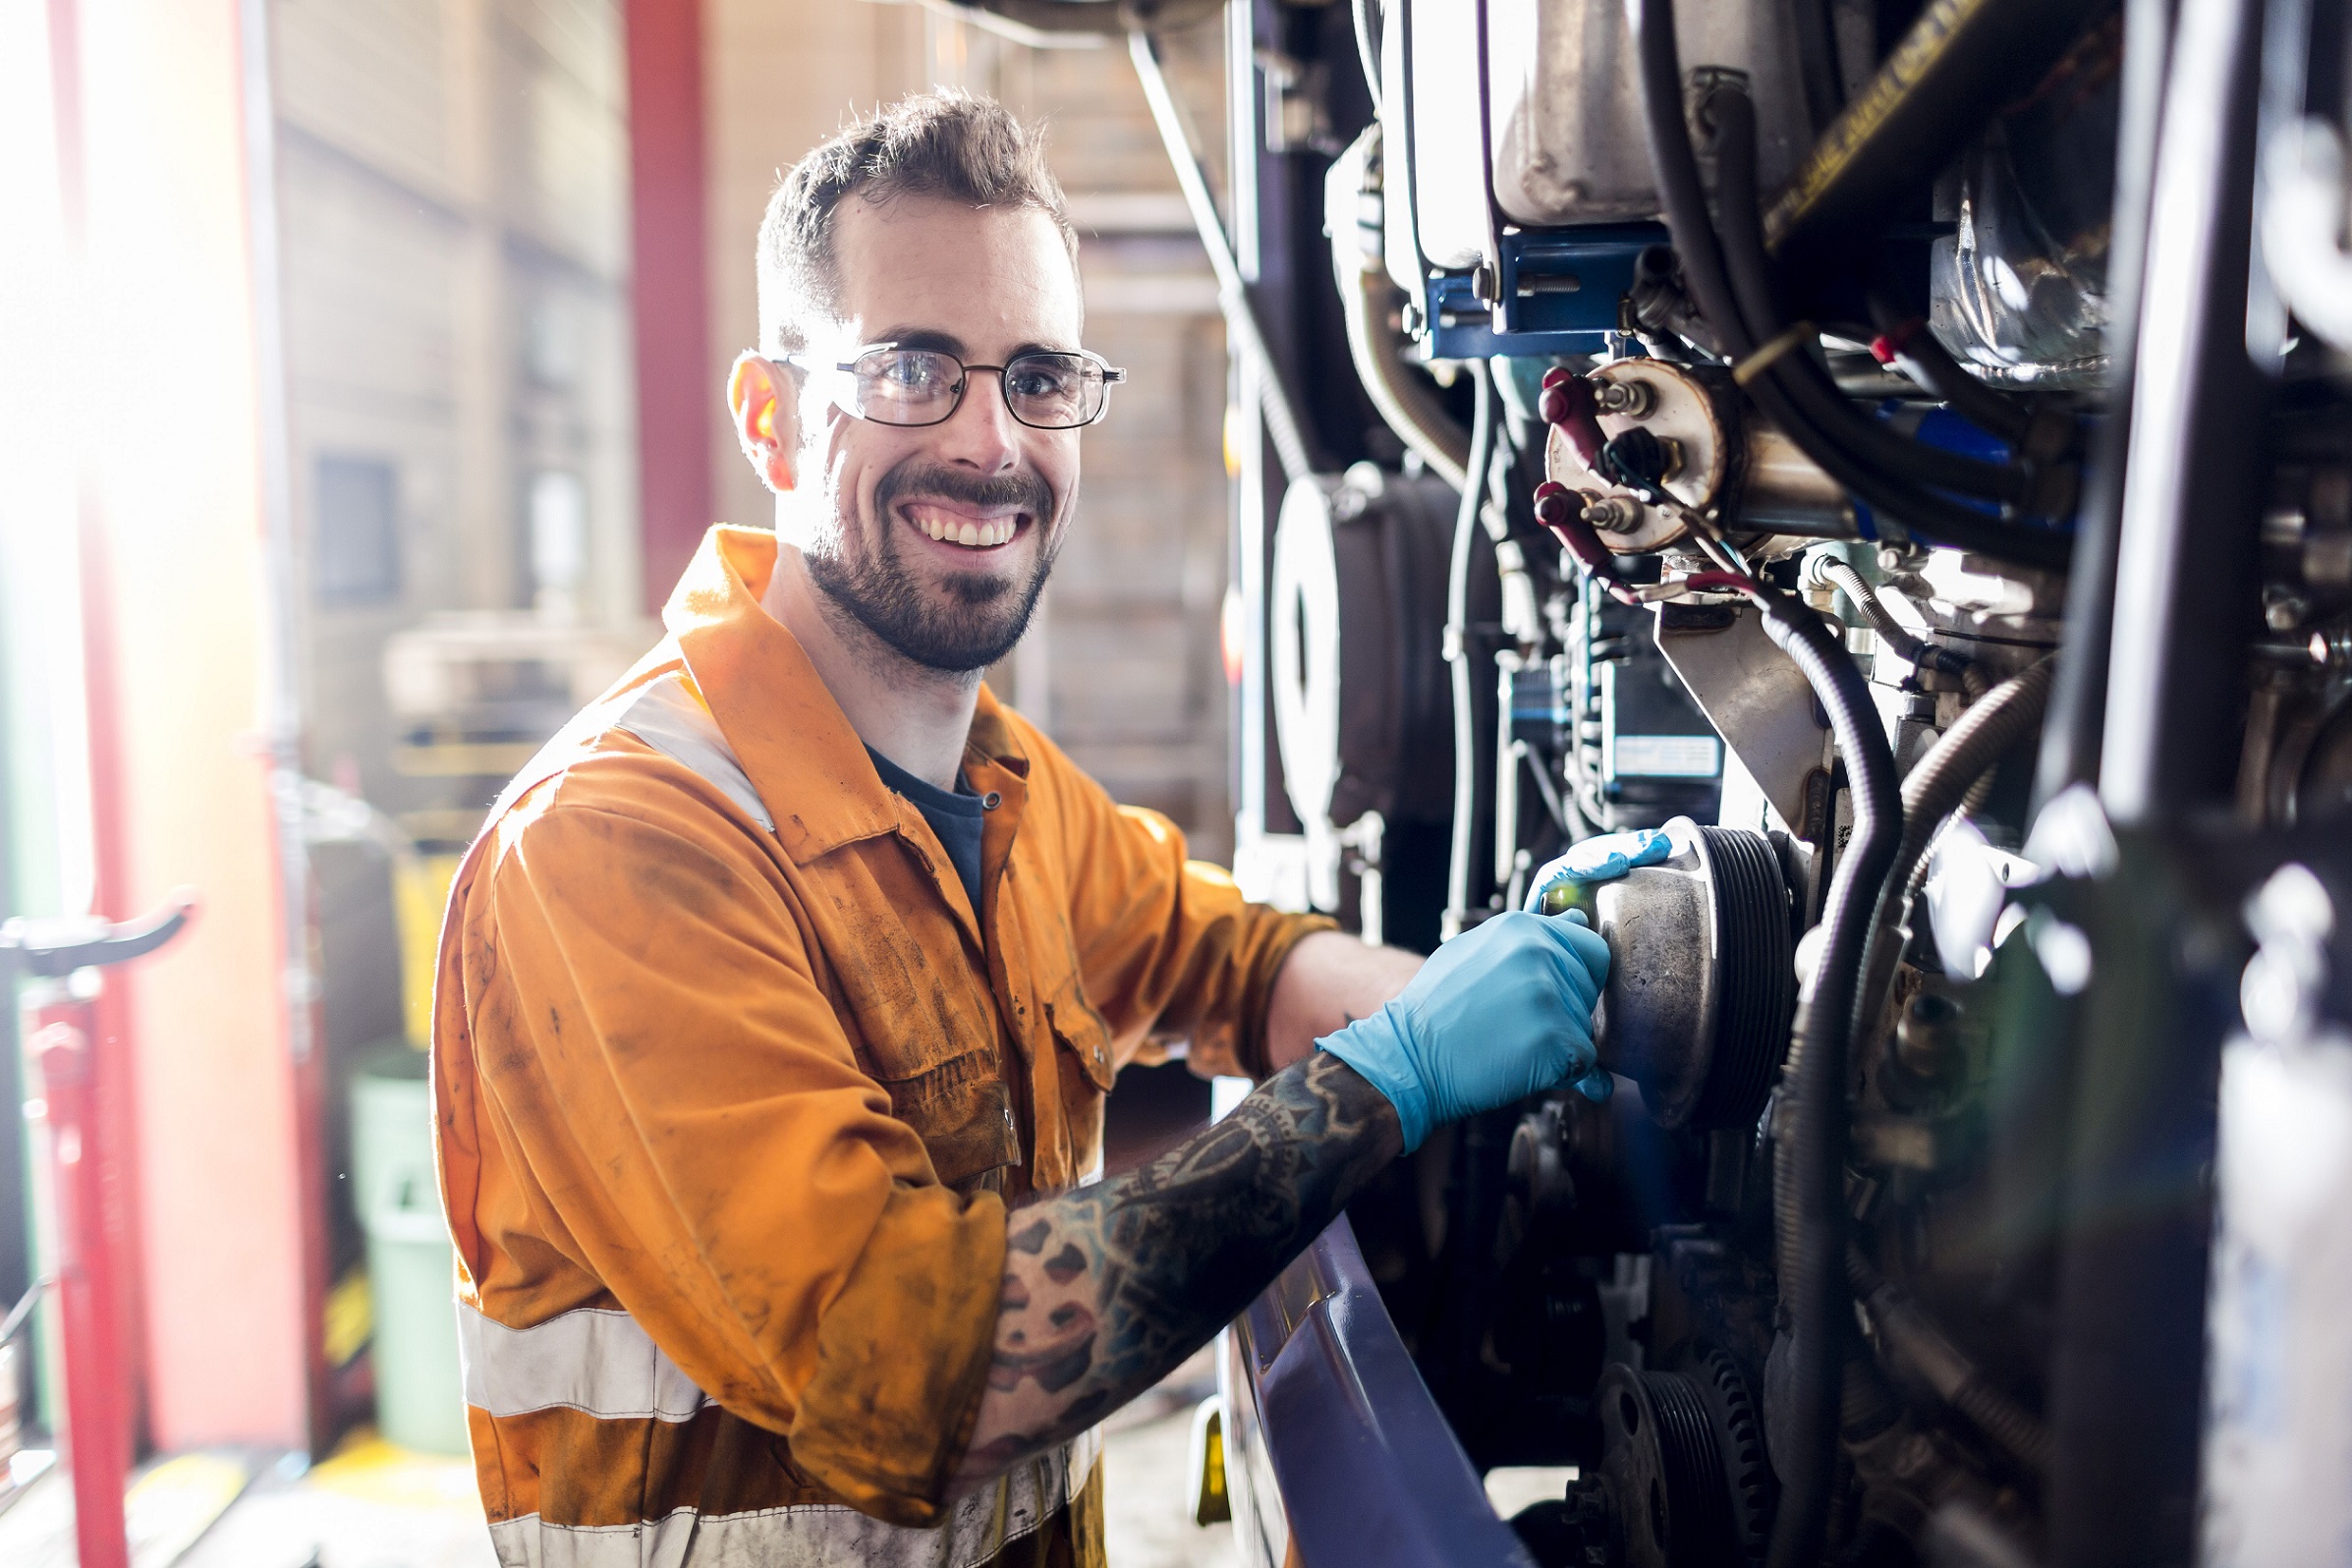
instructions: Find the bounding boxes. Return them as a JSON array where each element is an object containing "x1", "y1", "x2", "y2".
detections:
[{"x1": 791, "y1": 196, "x2": 1084, "y2": 674}]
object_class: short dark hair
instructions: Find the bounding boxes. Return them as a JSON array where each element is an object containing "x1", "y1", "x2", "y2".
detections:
[{"x1": 756, "y1": 90, "x2": 1079, "y2": 358}]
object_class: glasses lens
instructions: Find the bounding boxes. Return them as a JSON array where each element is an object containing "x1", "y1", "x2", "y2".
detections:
[
  {"x1": 851, "y1": 349, "x2": 961, "y2": 425},
  {"x1": 1004, "y1": 353, "x2": 1104, "y2": 429}
]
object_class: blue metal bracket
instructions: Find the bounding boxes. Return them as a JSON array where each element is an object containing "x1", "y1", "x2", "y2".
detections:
[
  {"x1": 1219, "y1": 1214, "x2": 1536, "y2": 1568},
  {"x1": 1424, "y1": 224, "x2": 1671, "y2": 360}
]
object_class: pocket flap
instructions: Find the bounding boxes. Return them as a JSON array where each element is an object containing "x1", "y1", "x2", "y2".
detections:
[
  {"x1": 1044, "y1": 988, "x2": 1117, "y2": 1093},
  {"x1": 876, "y1": 1050, "x2": 1021, "y2": 1191}
]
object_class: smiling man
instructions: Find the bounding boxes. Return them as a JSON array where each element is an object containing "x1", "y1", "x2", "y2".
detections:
[{"x1": 431, "y1": 92, "x2": 1614, "y2": 1568}]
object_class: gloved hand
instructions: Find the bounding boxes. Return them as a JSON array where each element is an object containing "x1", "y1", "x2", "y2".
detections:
[
  {"x1": 1316, "y1": 911, "x2": 1614, "y2": 1151},
  {"x1": 1524, "y1": 829, "x2": 1673, "y2": 914}
]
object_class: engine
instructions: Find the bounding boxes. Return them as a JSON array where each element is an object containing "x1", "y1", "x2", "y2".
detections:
[
  {"x1": 1237, "y1": 0, "x2": 2352, "y2": 1562},
  {"x1": 968, "y1": 0, "x2": 2352, "y2": 1559}
]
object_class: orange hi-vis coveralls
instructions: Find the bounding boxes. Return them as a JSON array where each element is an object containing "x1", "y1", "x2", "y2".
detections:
[{"x1": 432, "y1": 527, "x2": 1329, "y2": 1567}]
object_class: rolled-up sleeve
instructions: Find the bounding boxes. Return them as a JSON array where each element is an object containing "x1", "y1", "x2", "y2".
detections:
[
  {"x1": 1016, "y1": 720, "x2": 1336, "y2": 1080},
  {"x1": 456, "y1": 794, "x2": 1004, "y2": 1524}
]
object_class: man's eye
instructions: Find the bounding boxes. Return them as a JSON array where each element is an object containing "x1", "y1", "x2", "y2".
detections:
[
  {"x1": 870, "y1": 354, "x2": 948, "y2": 392},
  {"x1": 1009, "y1": 363, "x2": 1077, "y2": 399}
]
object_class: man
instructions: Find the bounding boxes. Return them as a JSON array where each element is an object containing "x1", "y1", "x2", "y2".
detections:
[{"x1": 432, "y1": 91, "x2": 1613, "y2": 1567}]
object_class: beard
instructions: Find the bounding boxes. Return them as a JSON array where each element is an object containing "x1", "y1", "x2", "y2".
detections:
[{"x1": 803, "y1": 457, "x2": 1062, "y2": 673}]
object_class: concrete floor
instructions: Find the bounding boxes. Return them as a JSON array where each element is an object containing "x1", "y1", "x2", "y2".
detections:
[{"x1": 0, "y1": 1365, "x2": 1236, "y2": 1568}]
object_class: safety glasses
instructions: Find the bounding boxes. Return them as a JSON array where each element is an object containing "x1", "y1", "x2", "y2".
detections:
[{"x1": 787, "y1": 343, "x2": 1128, "y2": 430}]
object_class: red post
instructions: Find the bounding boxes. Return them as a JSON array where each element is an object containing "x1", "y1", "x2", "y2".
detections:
[
  {"x1": 31, "y1": 1000, "x2": 132, "y2": 1568},
  {"x1": 626, "y1": 0, "x2": 714, "y2": 611}
]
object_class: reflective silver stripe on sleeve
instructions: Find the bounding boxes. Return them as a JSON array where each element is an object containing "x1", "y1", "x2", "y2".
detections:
[
  {"x1": 483, "y1": 1435, "x2": 1101, "y2": 1568},
  {"x1": 458, "y1": 1303, "x2": 711, "y2": 1423},
  {"x1": 614, "y1": 675, "x2": 775, "y2": 833}
]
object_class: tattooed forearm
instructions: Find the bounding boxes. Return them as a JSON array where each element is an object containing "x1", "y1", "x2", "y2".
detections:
[{"x1": 950, "y1": 1050, "x2": 1402, "y2": 1488}]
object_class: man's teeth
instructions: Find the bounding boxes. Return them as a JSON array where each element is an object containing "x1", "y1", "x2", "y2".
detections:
[{"x1": 913, "y1": 514, "x2": 1019, "y2": 548}]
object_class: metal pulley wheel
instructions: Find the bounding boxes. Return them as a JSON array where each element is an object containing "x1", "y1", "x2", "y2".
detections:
[
  {"x1": 1540, "y1": 815, "x2": 1797, "y2": 1129},
  {"x1": 1269, "y1": 468, "x2": 1459, "y2": 910}
]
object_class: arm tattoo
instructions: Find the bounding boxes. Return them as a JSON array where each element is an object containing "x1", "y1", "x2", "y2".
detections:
[{"x1": 952, "y1": 1051, "x2": 1401, "y2": 1485}]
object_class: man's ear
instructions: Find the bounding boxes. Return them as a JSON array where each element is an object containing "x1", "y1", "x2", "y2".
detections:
[{"x1": 727, "y1": 353, "x2": 801, "y2": 494}]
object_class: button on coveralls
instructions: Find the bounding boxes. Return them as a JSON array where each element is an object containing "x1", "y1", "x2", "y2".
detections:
[{"x1": 432, "y1": 527, "x2": 1329, "y2": 1567}]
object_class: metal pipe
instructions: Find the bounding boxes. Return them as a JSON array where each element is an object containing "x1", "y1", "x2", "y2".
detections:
[
  {"x1": 1129, "y1": 29, "x2": 1316, "y2": 485},
  {"x1": 2034, "y1": 0, "x2": 2179, "y2": 806},
  {"x1": 1326, "y1": 128, "x2": 1471, "y2": 493},
  {"x1": 1444, "y1": 368, "x2": 1496, "y2": 936}
]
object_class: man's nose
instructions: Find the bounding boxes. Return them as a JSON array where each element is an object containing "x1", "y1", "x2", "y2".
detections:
[{"x1": 937, "y1": 366, "x2": 1022, "y2": 470}]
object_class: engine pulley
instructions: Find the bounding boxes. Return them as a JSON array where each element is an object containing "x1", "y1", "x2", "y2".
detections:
[{"x1": 1540, "y1": 816, "x2": 1796, "y2": 1130}]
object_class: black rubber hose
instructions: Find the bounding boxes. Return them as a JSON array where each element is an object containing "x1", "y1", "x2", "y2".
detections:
[
  {"x1": 1854, "y1": 657, "x2": 2056, "y2": 1044},
  {"x1": 1624, "y1": 8, "x2": 2071, "y2": 572},
  {"x1": 1627, "y1": 0, "x2": 1756, "y2": 358},
  {"x1": 1864, "y1": 296, "x2": 2035, "y2": 445},
  {"x1": 1790, "y1": 0, "x2": 1846, "y2": 133},
  {"x1": 1754, "y1": 589, "x2": 1904, "y2": 1568},
  {"x1": 1709, "y1": 88, "x2": 2044, "y2": 517}
]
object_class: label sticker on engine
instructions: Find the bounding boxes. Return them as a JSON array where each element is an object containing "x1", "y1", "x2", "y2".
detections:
[{"x1": 1609, "y1": 735, "x2": 1721, "y2": 778}]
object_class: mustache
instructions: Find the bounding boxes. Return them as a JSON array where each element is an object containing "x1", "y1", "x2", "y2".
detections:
[{"x1": 873, "y1": 460, "x2": 1055, "y2": 521}]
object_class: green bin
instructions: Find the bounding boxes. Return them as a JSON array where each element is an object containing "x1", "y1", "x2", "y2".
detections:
[{"x1": 353, "y1": 1048, "x2": 469, "y2": 1455}]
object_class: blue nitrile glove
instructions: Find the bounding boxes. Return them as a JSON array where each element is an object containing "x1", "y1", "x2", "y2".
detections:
[
  {"x1": 1523, "y1": 829, "x2": 1674, "y2": 913},
  {"x1": 1316, "y1": 911, "x2": 1614, "y2": 1151}
]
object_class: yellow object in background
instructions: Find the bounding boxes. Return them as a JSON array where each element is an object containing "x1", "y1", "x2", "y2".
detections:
[
  {"x1": 394, "y1": 853, "x2": 462, "y2": 1048},
  {"x1": 310, "y1": 1428, "x2": 484, "y2": 1512},
  {"x1": 322, "y1": 1264, "x2": 372, "y2": 1368}
]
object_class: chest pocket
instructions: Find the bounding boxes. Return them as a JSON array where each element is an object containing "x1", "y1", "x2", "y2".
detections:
[{"x1": 874, "y1": 1048, "x2": 1021, "y2": 1192}]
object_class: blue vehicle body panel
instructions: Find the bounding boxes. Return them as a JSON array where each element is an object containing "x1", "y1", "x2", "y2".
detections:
[{"x1": 1217, "y1": 1214, "x2": 1535, "y2": 1568}]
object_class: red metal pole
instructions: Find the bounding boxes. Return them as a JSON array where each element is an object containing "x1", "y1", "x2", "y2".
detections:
[
  {"x1": 48, "y1": 0, "x2": 155, "y2": 1452},
  {"x1": 30, "y1": 999, "x2": 132, "y2": 1568},
  {"x1": 625, "y1": 0, "x2": 714, "y2": 611}
]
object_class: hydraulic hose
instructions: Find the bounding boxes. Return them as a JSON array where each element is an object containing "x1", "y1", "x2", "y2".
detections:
[
  {"x1": 1627, "y1": 0, "x2": 2070, "y2": 571},
  {"x1": 1713, "y1": 91, "x2": 2024, "y2": 508},
  {"x1": 1738, "y1": 587, "x2": 1904, "y2": 1568},
  {"x1": 1444, "y1": 367, "x2": 1497, "y2": 934},
  {"x1": 1854, "y1": 657, "x2": 2056, "y2": 1043},
  {"x1": 1710, "y1": 91, "x2": 2078, "y2": 576},
  {"x1": 1327, "y1": 130, "x2": 1472, "y2": 492}
]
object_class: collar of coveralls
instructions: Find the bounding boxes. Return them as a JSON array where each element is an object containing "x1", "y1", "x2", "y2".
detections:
[{"x1": 657, "y1": 524, "x2": 1034, "y2": 868}]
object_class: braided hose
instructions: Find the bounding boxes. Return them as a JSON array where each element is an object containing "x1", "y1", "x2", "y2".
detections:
[
  {"x1": 1848, "y1": 1249, "x2": 2052, "y2": 1473},
  {"x1": 1817, "y1": 558, "x2": 1973, "y2": 681}
]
